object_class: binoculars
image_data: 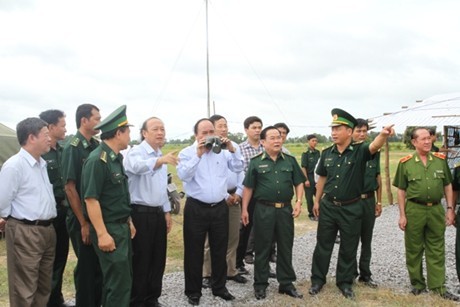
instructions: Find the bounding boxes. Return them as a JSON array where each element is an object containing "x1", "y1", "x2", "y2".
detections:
[{"x1": 204, "y1": 136, "x2": 227, "y2": 154}]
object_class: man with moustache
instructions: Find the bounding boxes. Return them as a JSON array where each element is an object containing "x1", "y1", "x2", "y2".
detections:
[
  {"x1": 0, "y1": 117, "x2": 57, "y2": 307},
  {"x1": 61, "y1": 104, "x2": 102, "y2": 307},
  {"x1": 177, "y1": 118, "x2": 244, "y2": 305},
  {"x1": 124, "y1": 117, "x2": 179, "y2": 307},
  {"x1": 81, "y1": 105, "x2": 136, "y2": 306}
]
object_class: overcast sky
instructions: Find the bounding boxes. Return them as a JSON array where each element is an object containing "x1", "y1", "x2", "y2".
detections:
[{"x1": 1, "y1": 0, "x2": 459, "y2": 140}]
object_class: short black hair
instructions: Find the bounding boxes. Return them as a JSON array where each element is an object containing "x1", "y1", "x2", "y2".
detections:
[
  {"x1": 193, "y1": 118, "x2": 212, "y2": 135},
  {"x1": 39, "y1": 109, "x2": 65, "y2": 126},
  {"x1": 16, "y1": 117, "x2": 48, "y2": 146},
  {"x1": 355, "y1": 118, "x2": 369, "y2": 130},
  {"x1": 209, "y1": 114, "x2": 226, "y2": 124},
  {"x1": 307, "y1": 134, "x2": 317, "y2": 141},
  {"x1": 273, "y1": 122, "x2": 290, "y2": 134},
  {"x1": 100, "y1": 126, "x2": 129, "y2": 140},
  {"x1": 76, "y1": 104, "x2": 99, "y2": 128},
  {"x1": 243, "y1": 116, "x2": 262, "y2": 129},
  {"x1": 260, "y1": 126, "x2": 280, "y2": 140},
  {"x1": 428, "y1": 128, "x2": 436, "y2": 136}
]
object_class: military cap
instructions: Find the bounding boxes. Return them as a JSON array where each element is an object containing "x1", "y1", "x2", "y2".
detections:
[
  {"x1": 95, "y1": 105, "x2": 131, "y2": 134},
  {"x1": 330, "y1": 108, "x2": 358, "y2": 129}
]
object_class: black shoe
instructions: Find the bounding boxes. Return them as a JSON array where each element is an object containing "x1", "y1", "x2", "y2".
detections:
[
  {"x1": 358, "y1": 276, "x2": 378, "y2": 288},
  {"x1": 410, "y1": 288, "x2": 425, "y2": 296},
  {"x1": 270, "y1": 254, "x2": 277, "y2": 263},
  {"x1": 279, "y1": 288, "x2": 303, "y2": 299},
  {"x1": 202, "y1": 277, "x2": 211, "y2": 289},
  {"x1": 340, "y1": 288, "x2": 355, "y2": 299},
  {"x1": 237, "y1": 266, "x2": 249, "y2": 275},
  {"x1": 441, "y1": 291, "x2": 460, "y2": 301},
  {"x1": 244, "y1": 254, "x2": 254, "y2": 264},
  {"x1": 213, "y1": 290, "x2": 235, "y2": 301},
  {"x1": 187, "y1": 295, "x2": 200, "y2": 305},
  {"x1": 255, "y1": 289, "x2": 266, "y2": 300},
  {"x1": 227, "y1": 274, "x2": 247, "y2": 284},
  {"x1": 269, "y1": 269, "x2": 276, "y2": 278},
  {"x1": 309, "y1": 284, "x2": 323, "y2": 295}
]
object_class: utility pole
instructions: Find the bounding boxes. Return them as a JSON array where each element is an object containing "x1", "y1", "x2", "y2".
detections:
[{"x1": 205, "y1": 0, "x2": 211, "y2": 117}]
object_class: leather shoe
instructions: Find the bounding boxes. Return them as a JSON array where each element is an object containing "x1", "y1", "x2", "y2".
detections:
[
  {"x1": 441, "y1": 291, "x2": 460, "y2": 301},
  {"x1": 410, "y1": 288, "x2": 426, "y2": 296},
  {"x1": 309, "y1": 284, "x2": 323, "y2": 295},
  {"x1": 213, "y1": 290, "x2": 235, "y2": 301},
  {"x1": 255, "y1": 289, "x2": 266, "y2": 300},
  {"x1": 269, "y1": 269, "x2": 276, "y2": 278},
  {"x1": 340, "y1": 288, "x2": 355, "y2": 299},
  {"x1": 236, "y1": 266, "x2": 249, "y2": 275},
  {"x1": 227, "y1": 274, "x2": 247, "y2": 283},
  {"x1": 187, "y1": 295, "x2": 200, "y2": 305},
  {"x1": 245, "y1": 254, "x2": 254, "y2": 264},
  {"x1": 202, "y1": 276, "x2": 211, "y2": 289},
  {"x1": 358, "y1": 276, "x2": 378, "y2": 288},
  {"x1": 279, "y1": 288, "x2": 303, "y2": 299}
]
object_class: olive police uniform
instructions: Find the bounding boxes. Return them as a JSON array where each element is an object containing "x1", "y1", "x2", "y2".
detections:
[
  {"x1": 311, "y1": 108, "x2": 374, "y2": 291},
  {"x1": 244, "y1": 151, "x2": 305, "y2": 292},
  {"x1": 42, "y1": 143, "x2": 69, "y2": 307},
  {"x1": 81, "y1": 105, "x2": 133, "y2": 306},
  {"x1": 355, "y1": 150, "x2": 380, "y2": 279},
  {"x1": 393, "y1": 152, "x2": 452, "y2": 293},
  {"x1": 61, "y1": 130, "x2": 102, "y2": 307},
  {"x1": 301, "y1": 146, "x2": 320, "y2": 218},
  {"x1": 453, "y1": 163, "x2": 460, "y2": 284}
]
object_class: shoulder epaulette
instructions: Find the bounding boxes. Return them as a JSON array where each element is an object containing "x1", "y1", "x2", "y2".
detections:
[
  {"x1": 100, "y1": 151, "x2": 107, "y2": 163},
  {"x1": 70, "y1": 137, "x2": 80, "y2": 147},
  {"x1": 433, "y1": 152, "x2": 446, "y2": 160},
  {"x1": 251, "y1": 152, "x2": 264, "y2": 160},
  {"x1": 400, "y1": 154, "x2": 413, "y2": 163}
]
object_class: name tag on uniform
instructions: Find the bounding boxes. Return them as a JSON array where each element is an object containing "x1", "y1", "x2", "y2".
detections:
[{"x1": 259, "y1": 164, "x2": 269, "y2": 168}]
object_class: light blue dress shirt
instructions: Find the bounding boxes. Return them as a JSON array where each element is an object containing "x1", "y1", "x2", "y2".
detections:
[
  {"x1": 123, "y1": 141, "x2": 170, "y2": 212},
  {"x1": 0, "y1": 148, "x2": 56, "y2": 220},
  {"x1": 177, "y1": 141, "x2": 244, "y2": 204}
]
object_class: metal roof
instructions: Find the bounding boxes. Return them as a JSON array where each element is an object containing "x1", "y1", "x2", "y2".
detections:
[{"x1": 368, "y1": 92, "x2": 460, "y2": 132}]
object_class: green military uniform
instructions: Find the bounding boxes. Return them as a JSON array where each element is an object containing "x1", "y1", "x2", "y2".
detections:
[
  {"x1": 453, "y1": 163, "x2": 460, "y2": 284},
  {"x1": 42, "y1": 143, "x2": 69, "y2": 307},
  {"x1": 301, "y1": 147, "x2": 320, "y2": 218},
  {"x1": 61, "y1": 130, "x2": 102, "y2": 307},
  {"x1": 393, "y1": 152, "x2": 452, "y2": 293},
  {"x1": 81, "y1": 105, "x2": 133, "y2": 306},
  {"x1": 244, "y1": 151, "x2": 305, "y2": 292},
  {"x1": 356, "y1": 150, "x2": 380, "y2": 279}
]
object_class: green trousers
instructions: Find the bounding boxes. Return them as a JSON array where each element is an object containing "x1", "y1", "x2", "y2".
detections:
[
  {"x1": 311, "y1": 198, "x2": 362, "y2": 290},
  {"x1": 253, "y1": 202, "x2": 296, "y2": 291},
  {"x1": 304, "y1": 173, "x2": 316, "y2": 218},
  {"x1": 355, "y1": 196, "x2": 376, "y2": 278},
  {"x1": 405, "y1": 201, "x2": 446, "y2": 292},
  {"x1": 456, "y1": 208, "x2": 460, "y2": 284},
  {"x1": 91, "y1": 222, "x2": 133, "y2": 307}
]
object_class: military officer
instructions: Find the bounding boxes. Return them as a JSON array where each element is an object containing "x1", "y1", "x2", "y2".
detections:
[
  {"x1": 393, "y1": 127, "x2": 458, "y2": 301},
  {"x1": 61, "y1": 104, "x2": 102, "y2": 307},
  {"x1": 81, "y1": 105, "x2": 136, "y2": 306},
  {"x1": 301, "y1": 134, "x2": 321, "y2": 221},
  {"x1": 352, "y1": 119, "x2": 382, "y2": 288},
  {"x1": 39, "y1": 109, "x2": 70, "y2": 307},
  {"x1": 309, "y1": 108, "x2": 393, "y2": 299},
  {"x1": 241, "y1": 126, "x2": 305, "y2": 300}
]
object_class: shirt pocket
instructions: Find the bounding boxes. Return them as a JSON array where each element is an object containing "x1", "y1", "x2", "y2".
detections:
[{"x1": 110, "y1": 172, "x2": 125, "y2": 185}]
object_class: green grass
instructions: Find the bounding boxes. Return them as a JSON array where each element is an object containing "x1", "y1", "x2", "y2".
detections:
[{"x1": 0, "y1": 142, "x2": 420, "y2": 306}]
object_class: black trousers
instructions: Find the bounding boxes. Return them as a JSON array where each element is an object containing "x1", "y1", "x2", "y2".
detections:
[
  {"x1": 131, "y1": 205, "x2": 167, "y2": 307},
  {"x1": 183, "y1": 197, "x2": 228, "y2": 297},
  {"x1": 236, "y1": 197, "x2": 256, "y2": 268}
]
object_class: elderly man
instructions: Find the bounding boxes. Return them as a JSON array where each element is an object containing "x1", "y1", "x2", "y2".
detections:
[
  {"x1": 124, "y1": 117, "x2": 178, "y2": 307},
  {"x1": 177, "y1": 118, "x2": 244, "y2": 305},
  {"x1": 0, "y1": 117, "x2": 57, "y2": 307},
  {"x1": 309, "y1": 108, "x2": 393, "y2": 299},
  {"x1": 393, "y1": 127, "x2": 458, "y2": 301},
  {"x1": 241, "y1": 126, "x2": 305, "y2": 300}
]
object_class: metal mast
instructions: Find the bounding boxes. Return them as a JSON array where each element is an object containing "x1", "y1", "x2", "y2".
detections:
[{"x1": 206, "y1": 0, "x2": 211, "y2": 116}]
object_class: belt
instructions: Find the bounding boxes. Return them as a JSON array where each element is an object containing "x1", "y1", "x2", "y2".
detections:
[
  {"x1": 227, "y1": 187, "x2": 237, "y2": 194},
  {"x1": 132, "y1": 204, "x2": 163, "y2": 213},
  {"x1": 189, "y1": 197, "x2": 225, "y2": 207},
  {"x1": 324, "y1": 194, "x2": 361, "y2": 206},
  {"x1": 9, "y1": 216, "x2": 54, "y2": 227},
  {"x1": 409, "y1": 199, "x2": 440, "y2": 206},
  {"x1": 361, "y1": 192, "x2": 375, "y2": 199},
  {"x1": 258, "y1": 200, "x2": 290, "y2": 208}
]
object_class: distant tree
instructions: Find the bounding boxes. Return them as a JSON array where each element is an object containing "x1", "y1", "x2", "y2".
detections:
[{"x1": 228, "y1": 132, "x2": 245, "y2": 143}]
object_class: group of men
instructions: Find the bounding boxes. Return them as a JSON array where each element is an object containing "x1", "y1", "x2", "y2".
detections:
[{"x1": 1, "y1": 105, "x2": 460, "y2": 306}]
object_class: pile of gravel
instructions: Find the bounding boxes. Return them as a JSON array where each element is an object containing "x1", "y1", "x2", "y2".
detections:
[{"x1": 159, "y1": 204, "x2": 458, "y2": 306}]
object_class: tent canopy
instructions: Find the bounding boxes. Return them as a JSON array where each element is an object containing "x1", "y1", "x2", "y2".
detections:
[{"x1": 0, "y1": 123, "x2": 20, "y2": 167}]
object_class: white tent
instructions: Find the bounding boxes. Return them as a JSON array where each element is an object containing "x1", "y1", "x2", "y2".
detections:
[{"x1": 0, "y1": 123, "x2": 19, "y2": 168}]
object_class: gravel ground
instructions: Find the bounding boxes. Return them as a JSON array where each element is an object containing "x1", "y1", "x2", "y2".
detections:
[{"x1": 159, "y1": 204, "x2": 458, "y2": 306}]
